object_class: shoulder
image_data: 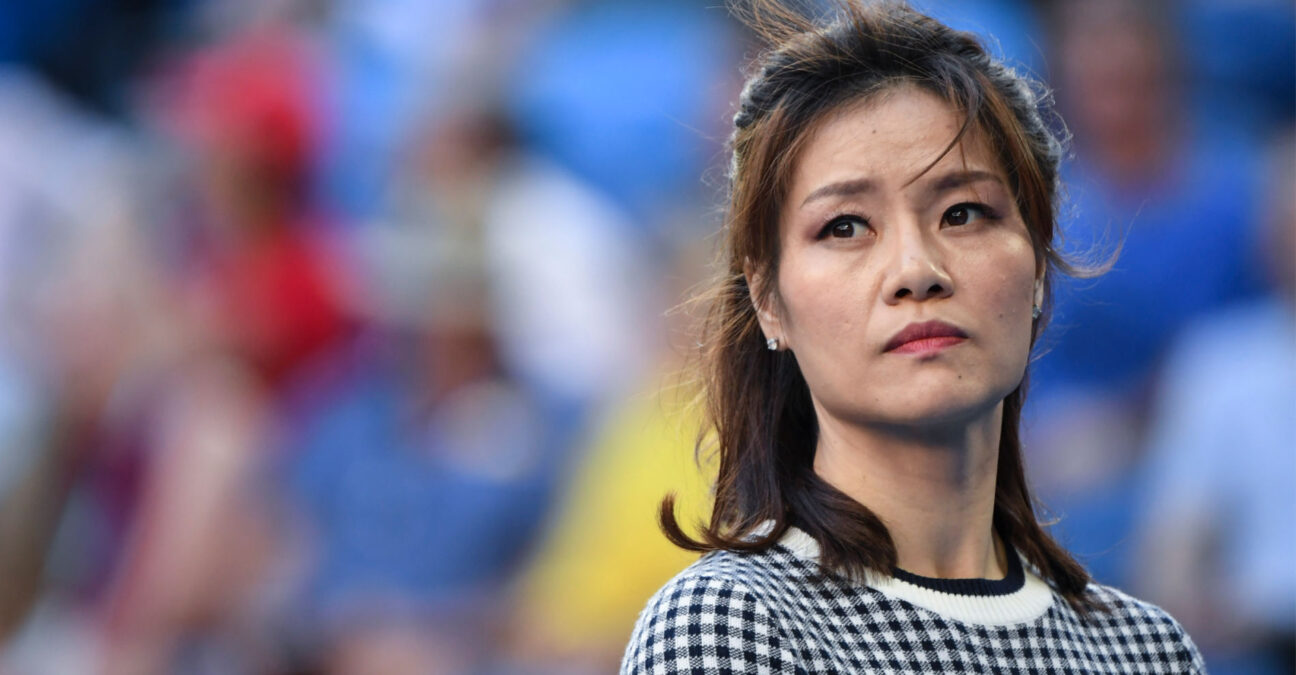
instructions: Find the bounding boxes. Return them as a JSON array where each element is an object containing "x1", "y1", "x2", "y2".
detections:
[
  {"x1": 1085, "y1": 582, "x2": 1187, "y2": 630},
  {"x1": 620, "y1": 550, "x2": 803, "y2": 674},
  {"x1": 1082, "y1": 583, "x2": 1207, "y2": 672}
]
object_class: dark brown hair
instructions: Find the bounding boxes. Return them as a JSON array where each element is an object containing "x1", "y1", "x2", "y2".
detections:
[{"x1": 661, "y1": 0, "x2": 1105, "y2": 614}]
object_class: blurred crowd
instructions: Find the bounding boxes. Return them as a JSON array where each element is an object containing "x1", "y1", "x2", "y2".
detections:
[{"x1": 0, "y1": 0, "x2": 1289, "y2": 673}]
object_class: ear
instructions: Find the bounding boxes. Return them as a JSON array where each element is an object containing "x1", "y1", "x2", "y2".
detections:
[
  {"x1": 1033, "y1": 276, "x2": 1045, "y2": 310},
  {"x1": 744, "y1": 258, "x2": 785, "y2": 349}
]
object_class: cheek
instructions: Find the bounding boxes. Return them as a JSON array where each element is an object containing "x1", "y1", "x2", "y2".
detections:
[
  {"x1": 978, "y1": 241, "x2": 1038, "y2": 346},
  {"x1": 776, "y1": 255, "x2": 874, "y2": 349},
  {"x1": 988, "y1": 261, "x2": 1035, "y2": 313}
]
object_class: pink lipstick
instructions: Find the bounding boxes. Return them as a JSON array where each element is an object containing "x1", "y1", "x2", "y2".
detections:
[{"x1": 884, "y1": 320, "x2": 968, "y2": 355}]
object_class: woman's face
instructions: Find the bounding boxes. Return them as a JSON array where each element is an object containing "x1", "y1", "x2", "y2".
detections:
[{"x1": 756, "y1": 86, "x2": 1041, "y2": 430}]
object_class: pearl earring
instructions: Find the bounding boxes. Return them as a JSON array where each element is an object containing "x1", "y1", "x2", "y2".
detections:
[{"x1": 766, "y1": 337, "x2": 779, "y2": 351}]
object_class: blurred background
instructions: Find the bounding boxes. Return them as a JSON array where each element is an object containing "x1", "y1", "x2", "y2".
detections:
[{"x1": 0, "y1": 0, "x2": 1290, "y2": 673}]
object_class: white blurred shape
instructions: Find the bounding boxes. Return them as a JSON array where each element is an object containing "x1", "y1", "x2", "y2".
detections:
[{"x1": 484, "y1": 154, "x2": 656, "y2": 406}]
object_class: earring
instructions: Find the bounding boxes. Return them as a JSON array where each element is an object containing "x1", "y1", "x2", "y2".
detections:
[
  {"x1": 766, "y1": 337, "x2": 779, "y2": 351},
  {"x1": 1031, "y1": 305, "x2": 1042, "y2": 319}
]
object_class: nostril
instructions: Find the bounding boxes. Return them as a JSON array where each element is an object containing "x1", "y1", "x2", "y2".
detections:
[
  {"x1": 928, "y1": 283, "x2": 944, "y2": 296},
  {"x1": 895, "y1": 288, "x2": 911, "y2": 299}
]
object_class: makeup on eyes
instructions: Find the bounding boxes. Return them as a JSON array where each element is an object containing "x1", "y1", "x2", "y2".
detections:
[
  {"x1": 807, "y1": 198, "x2": 1003, "y2": 242},
  {"x1": 816, "y1": 213, "x2": 872, "y2": 240}
]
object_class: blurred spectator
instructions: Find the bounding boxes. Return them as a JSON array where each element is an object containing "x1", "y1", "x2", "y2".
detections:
[
  {"x1": 1038, "y1": 0, "x2": 1266, "y2": 394},
  {"x1": 279, "y1": 107, "x2": 565, "y2": 674},
  {"x1": 151, "y1": 26, "x2": 354, "y2": 390},
  {"x1": 1023, "y1": 0, "x2": 1275, "y2": 587},
  {"x1": 76, "y1": 31, "x2": 357, "y2": 672},
  {"x1": 0, "y1": 63, "x2": 166, "y2": 669},
  {"x1": 283, "y1": 325, "x2": 554, "y2": 673},
  {"x1": 3, "y1": 17, "x2": 354, "y2": 673},
  {"x1": 1131, "y1": 130, "x2": 1296, "y2": 675}
]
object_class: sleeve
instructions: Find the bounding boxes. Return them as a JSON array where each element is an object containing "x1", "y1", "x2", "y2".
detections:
[{"x1": 620, "y1": 574, "x2": 801, "y2": 674}]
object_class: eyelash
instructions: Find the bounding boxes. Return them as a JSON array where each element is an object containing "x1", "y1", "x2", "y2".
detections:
[
  {"x1": 816, "y1": 214, "x2": 871, "y2": 240},
  {"x1": 815, "y1": 202, "x2": 1000, "y2": 239},
  {"x1": 943, "y1": 202, "x2": 999, "y2": 227}
]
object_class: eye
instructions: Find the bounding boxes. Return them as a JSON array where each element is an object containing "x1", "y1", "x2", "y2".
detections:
[
  {"x1": 942, "y1": 202, "x2": 996, "y2": 227},
  {"x1": 818, "y1": 215, "x2": 871, "y2": 239}
]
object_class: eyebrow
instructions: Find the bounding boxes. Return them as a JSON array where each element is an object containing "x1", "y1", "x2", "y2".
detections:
[
  {"x1": 798, "y1": 169, "x2": 1006, "y2": 208},
  {"x1": 924, "y1": 169, "x2": 1005, "y2": 195},
  {"x1": 799, "y1": 178, "x2": 877, "y2": 207}
]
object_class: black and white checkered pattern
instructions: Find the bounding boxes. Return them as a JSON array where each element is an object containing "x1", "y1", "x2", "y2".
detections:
[{"x1": 622, "y1": 544, "x2": 1205, "y2": 673}]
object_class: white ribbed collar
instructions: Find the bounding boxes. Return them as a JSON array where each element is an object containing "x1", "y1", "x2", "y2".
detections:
[{"x1": 776, "y1": 526, "x2": 1056, "y2": 627}]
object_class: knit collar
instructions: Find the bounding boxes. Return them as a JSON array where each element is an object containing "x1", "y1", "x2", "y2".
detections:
[
  {"x1": 890, "y1": 538, "x2": 1025, "y2": 596},
  {"x1": 775, "y1": 526, "x2": 1056, "y2": 626}
]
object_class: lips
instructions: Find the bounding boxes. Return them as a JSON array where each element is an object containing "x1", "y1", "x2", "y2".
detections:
[{"x1": 884, "y1": 320, "x2": 969, "y2": 353}]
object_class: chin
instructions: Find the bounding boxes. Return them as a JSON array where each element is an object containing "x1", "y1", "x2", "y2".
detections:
[
  {"x1": 879, "y1": 399, "x2": 999, "y2": 429},
  {"x1": 832, "y1": 386, "x2": 1010, "y2": 431}
]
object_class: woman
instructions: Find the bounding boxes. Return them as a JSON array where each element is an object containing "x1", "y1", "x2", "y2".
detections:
[{"x1": 622, "y1": 2, "x2": 1205, "y2": 673}]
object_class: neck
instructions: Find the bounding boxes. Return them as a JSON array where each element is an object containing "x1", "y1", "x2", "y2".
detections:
[{"x1": 812, "y1": 401, "x2": 1005, "y2": 581}]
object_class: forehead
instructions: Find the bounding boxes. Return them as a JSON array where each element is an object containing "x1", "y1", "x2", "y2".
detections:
[{"x1": 787, "y1": 85, "x2": 1002, "y2": 199}]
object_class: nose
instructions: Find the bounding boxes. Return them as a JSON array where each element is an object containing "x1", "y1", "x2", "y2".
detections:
[{"x1": 882, "y1": 226, "x2": 954, "y2": 304}]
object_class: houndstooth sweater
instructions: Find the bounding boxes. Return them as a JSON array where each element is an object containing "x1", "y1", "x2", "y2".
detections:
[{"x1": 622, "y1": 527, "x2": 1204, "y2": 673}]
